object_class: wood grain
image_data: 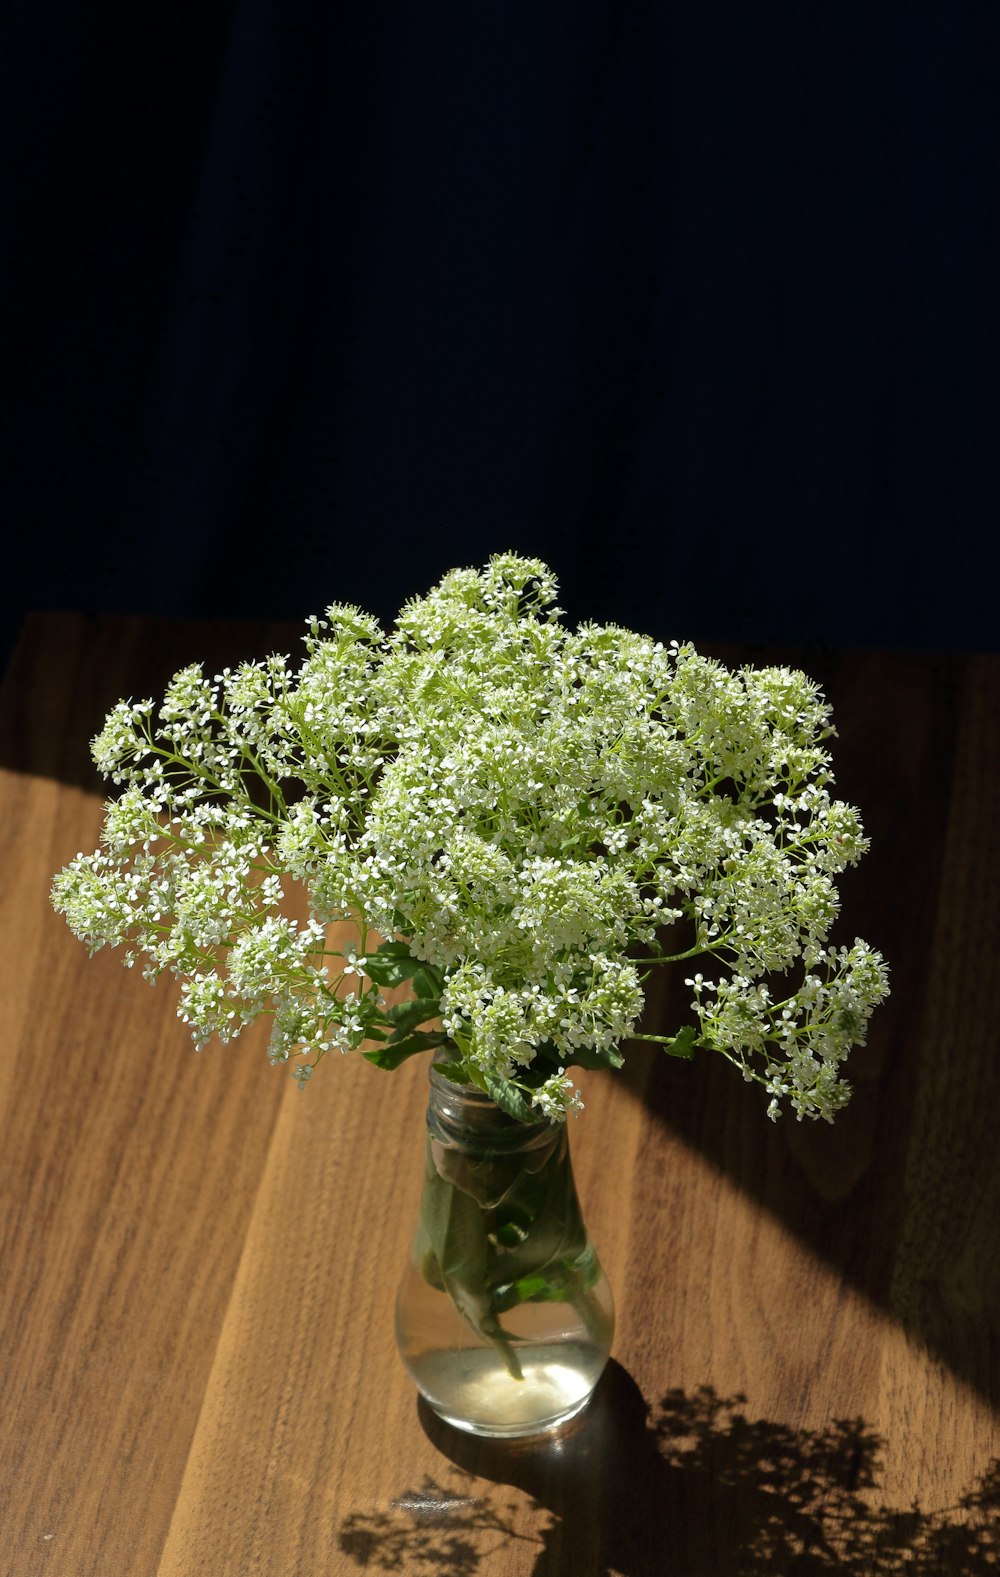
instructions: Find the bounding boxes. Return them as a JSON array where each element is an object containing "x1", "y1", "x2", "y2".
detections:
[{"x1": 0, "y1": 616, "x2": 996, "y2": 1575}]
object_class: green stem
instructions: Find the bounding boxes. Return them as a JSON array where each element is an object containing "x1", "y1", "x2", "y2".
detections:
[
  {"x1": 631, "y1": 1031, "x2": 708, "y2": 1046},
  {"x1": 635, "y1": 931, "x2": 735, "y2": 965}
]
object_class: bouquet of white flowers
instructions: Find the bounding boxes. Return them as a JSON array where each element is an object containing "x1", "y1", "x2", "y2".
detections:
[{"x1": 52, "y1": 552, "x2": 888, "y2": 1126}]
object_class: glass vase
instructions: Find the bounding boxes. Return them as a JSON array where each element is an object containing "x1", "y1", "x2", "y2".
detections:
[{"x1": 395, "y1": 1056, "x2": 615, "y2": 1438}]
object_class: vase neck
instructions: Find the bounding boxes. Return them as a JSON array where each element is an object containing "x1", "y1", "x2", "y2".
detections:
[{"x1": 427, "y1": 1058, "x2": 560, "y2": 1157}]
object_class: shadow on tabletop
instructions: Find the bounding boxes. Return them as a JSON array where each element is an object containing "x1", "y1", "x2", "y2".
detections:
[{"x1": 338, "y1": 1363, "x2": 1000, "y2": 1576}]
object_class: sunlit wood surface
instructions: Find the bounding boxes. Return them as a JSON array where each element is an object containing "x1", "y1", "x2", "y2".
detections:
[{"x1": 1, "y1": 613, "x2": 997, "y2": 1576}]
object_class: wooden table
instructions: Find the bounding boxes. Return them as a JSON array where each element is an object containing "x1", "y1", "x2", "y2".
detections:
[{"x1": 1, "y1": 614, "x2": 997, "y2": 1575}]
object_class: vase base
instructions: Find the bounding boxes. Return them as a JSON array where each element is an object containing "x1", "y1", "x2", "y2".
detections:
[
  {"x1": 408, "y1": 1345, "x2": 605, "y2": 1440},
  {"x1": 428, "y1": 1387, "x2": 594, "y2": 1439}
]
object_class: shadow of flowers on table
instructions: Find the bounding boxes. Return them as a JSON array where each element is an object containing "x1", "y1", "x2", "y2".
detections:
[{"x1": 338, "y1": 1365, "x2": 999, "y2": 1575}]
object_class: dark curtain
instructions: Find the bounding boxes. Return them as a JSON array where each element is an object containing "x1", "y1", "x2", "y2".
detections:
[{"x1": 2, "y1": 3, "x2": 996, "y2": 669}]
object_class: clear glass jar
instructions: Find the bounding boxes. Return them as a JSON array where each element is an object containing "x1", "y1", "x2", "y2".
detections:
[{"x1": 395, "y1": 1057, "x2": 615, "y2": 1438}]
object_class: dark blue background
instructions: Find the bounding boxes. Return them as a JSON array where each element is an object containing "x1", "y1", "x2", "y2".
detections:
[{"x1": 3, "y1": 3, "x2": 996, "y2": 670}]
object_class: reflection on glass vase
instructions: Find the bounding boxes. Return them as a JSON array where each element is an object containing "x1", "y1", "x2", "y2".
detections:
[{"x1": 395, "y1": 1055, "x2": 615, "y2": 1439}]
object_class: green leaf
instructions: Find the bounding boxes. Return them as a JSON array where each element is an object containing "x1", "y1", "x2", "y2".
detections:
[
  {"x1": 362, "y1": 1030, "x2": 444, "y2": 1070},
  {"x1": 512, "y1": 1271, "x2": 556, "y2": 1302},
  {"x1": 431, "y1": 1059, "x2": 468, "y2": 1084},
  {"x1": 493, "y1": 1248, "x2": 599, "y2": 1312},
  {"x1": 361, "y1": 940, "x2": 427, "y2": 987},
  {"x1": 565, "y1": 1044, "x2": 625, "y2": 1071},
  {"x1": 410, "y1": 964, "x2": 443, "y2": 1000},
  {"x1": 484, "y1": 1146, "x2": 587, "y2": 1290},
  {"x1": 387, "y1": 996, "x2": 441, "y2": 1038},
  {"x1": 415, "y1": 1122, "x2": 608, "y2": 1371},
  {"x1": 421, "y1": 1155, "x2": 524, "y2": 1379},
  {"x1": 482, "y1": 1073, "x2": 539, "y2": 1125},
  {"x1": 662, "y1": 1024, "x2": 698, "y2": 1060},
  {"x1": 531, "y1": 1037, "x2": 624, "y2": 1073}
]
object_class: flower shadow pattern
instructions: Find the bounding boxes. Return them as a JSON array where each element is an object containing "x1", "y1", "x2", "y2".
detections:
[{"x1": 338, "y1": 1365, "x2": 999, "y2": 1575}]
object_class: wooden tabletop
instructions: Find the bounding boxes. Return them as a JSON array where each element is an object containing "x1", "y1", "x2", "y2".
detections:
[{"x1": 1, "y1": 614, "x2": 997, "y2": 1576}]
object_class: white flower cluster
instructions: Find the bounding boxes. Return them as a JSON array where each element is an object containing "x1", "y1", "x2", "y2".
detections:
[{"x1": 52, "y1": 552, "x2": 888, "y2": 1121}]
